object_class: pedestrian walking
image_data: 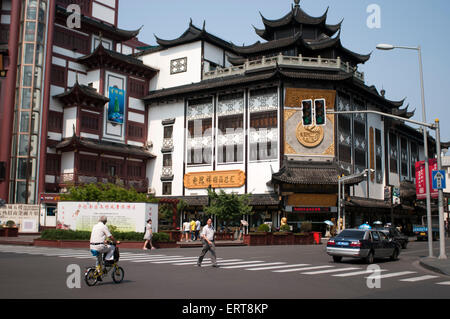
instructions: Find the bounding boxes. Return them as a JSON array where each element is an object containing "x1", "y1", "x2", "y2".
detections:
[
  {"x1": 143, "y1": 219, "x2": 155, "y2": 250},
  {"x1": 237, "y1": 220, "x2": 247, "y2": 241},
  {"x1": 183, "y1": 220, "x2": 190, "y2": 242},
  {"x1": 190, "y1": 219, "x2": 196, "y2": 241},
  {"x1": 195, "y1": 218, "x2": 201, "y2": 241},
  {"x1": 197, "y1": 218, "x2": 218, "y2": 267}
]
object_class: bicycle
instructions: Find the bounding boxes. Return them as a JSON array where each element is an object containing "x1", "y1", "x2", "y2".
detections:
[{"x1": 84, "y1": 241, "x2": 124, "y2": 286}]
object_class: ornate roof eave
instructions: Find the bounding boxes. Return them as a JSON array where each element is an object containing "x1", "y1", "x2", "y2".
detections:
[
  {"x1": 154, "y1": 21, "x2": 233, "y2": 51},
  {"x1": 55, "y1": 5, "x2": 141, "y2": 41},
  {"x1": 143, "y1": 67, "x2": 352, "y2": 102},
  {"x1": 259, "y1": 5, "x2": 329, "y2": 29},
  {"x1": 53, "y1": 81, "x2": 109, "y2": 108},
  {"x1": 55, "y1": 135, "x2": 156, "y2": 159},
  {"x1": 392, "y1": 104, "x2": 416, "y2": 119},
  {"x1": 77, "y1": 43, "x2": 158, "y2": 78},
  {"x1": 231, "y1": 32, "x2": 308, "y2": 55},
  {"x1": 350, "y1": 79, "x2": 406, "y2": 110}
]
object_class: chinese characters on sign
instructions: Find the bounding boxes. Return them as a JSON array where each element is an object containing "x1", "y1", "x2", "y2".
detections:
[
  {"x1": 0, "y1": 205, "x2": 40, "y2": 232},
  {"x1": 184, "y1": 170, "x2": 246, "y2": 189},
  {"x1": 415, "y1": 159, "x2": 439, "y2": 200}
]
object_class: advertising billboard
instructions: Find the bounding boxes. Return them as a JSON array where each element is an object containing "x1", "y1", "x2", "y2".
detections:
[
  {"x1": 108, "y1": 86, "x2": 125, "y2": 124},
  {"x1": 415, "y1": 159, "x2": 439, "y2": 200},
  {"x1": 56, "y1": 202, "x2": 158, "y2": 233}
]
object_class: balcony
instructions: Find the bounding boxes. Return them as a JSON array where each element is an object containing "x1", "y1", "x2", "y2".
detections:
[
  {"x1": 58, "y1": 173, "x2": 149, "y2": 193},
  {"x1": 203, "y1": 54, "x2": 365, "y2": 82}
]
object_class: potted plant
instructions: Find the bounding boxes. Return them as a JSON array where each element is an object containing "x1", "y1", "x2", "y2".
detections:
[{"x1": 4, "y1": 220, "x2": 19, "y2": 237}]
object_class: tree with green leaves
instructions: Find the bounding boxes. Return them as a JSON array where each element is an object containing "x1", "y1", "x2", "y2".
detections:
[
  {"x1": 203, "y1": 188, "x2": 253, "y2": 224},
  {"x1": 60, "y1": 183, "x2": 158, "y2": 203}
]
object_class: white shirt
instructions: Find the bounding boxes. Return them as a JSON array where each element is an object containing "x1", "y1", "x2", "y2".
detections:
[
  {"x1": 90, "y1": 222, "x2": 112, "y2": 244},
  {"x1": 201, "y1": 225, "x2": 215, "y2": 241},
  {"x1": 195, "y1": 220, "x2": 201, "y2": 231},
  {"x1": 183, "y1": 222, "x2": 190, "y2": 231}
]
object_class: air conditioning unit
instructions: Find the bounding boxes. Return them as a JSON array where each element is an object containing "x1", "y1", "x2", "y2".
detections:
[{"x1": 147, "y1": 187, "x2": 156, "y2": 195}]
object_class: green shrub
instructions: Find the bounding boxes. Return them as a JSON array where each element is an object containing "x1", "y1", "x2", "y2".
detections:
[
  {"x1": 39, "y1": 229, "x2": 172, "y2": 242},
  {"x1": 257, "y1": 224, "x2": 270, "y2": 232},
  {"x1": 280, "y1": 224, "x2": 291, "y2": 232},
  {"x1": 300, "y1": 222, "x2": 312, "y2": 233}
]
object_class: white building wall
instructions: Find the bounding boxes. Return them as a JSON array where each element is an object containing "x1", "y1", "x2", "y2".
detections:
[
  {"x1": 147, "y1": 100, "x2": 185, "y2": 197},
  {"x1": 142, "y1": 41, "x2": 202, "y2": 91},
  {"x1": 86, "y1": 70, "x2": 101, "y2": 93},
  {"x1": 61, "y1": 152, "x2": 75, "y2": 174},
  {"x1": 204, "y1": 42, "x2": 224, "y2": 66},
  {"x1": 91, "y1": 1, "x2": 116, "y2": 25},
  {"x1": 63, "y1": 107, "x2": 77, "y2": 138}
]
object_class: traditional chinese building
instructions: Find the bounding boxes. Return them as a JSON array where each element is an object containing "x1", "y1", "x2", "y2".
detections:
[
  {"x1": 0, "y1": 0, "x2": 157, "y2": 228},
  {"x1": 140, "y1": 1, "x2": 435, "y2": 232}
]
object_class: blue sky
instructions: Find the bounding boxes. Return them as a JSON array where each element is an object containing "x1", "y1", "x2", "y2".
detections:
[{"x1": 119, "y1": 0, "x2": 450, "y2": 142}]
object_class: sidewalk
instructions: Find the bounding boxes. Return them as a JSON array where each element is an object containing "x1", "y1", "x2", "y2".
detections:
[
  {"x1": 420, "y1": 257, "x2": 450, "y2": 277},
  {"x1": 0, "y1": 235, "x2": 39, "y2": 246}
]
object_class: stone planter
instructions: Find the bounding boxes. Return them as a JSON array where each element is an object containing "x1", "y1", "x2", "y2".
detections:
[
  {"x1": 244, "y1": 232, "x2": 315, "y2": 246},
  {"x1": 243, "y1": 233, "x2": 269, "y2": 246},
  {"x1": 215, "y1": 232, "x2": 234, "y2": 241},
  {"x1": 153, "y1": 241, "x2": 178, "y2": 249},
  {"x1": 2, "y1": 227, "x2": 19, "y2": 237}
]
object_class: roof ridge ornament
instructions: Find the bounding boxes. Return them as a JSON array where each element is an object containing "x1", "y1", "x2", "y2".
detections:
[{"x1": 294, "y1": 0, "x2": 300, "y2": 7}]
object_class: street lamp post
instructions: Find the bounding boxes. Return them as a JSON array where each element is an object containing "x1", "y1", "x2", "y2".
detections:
[{"x1": 376, "y1": 44, "x2": 434, "y2": 258}]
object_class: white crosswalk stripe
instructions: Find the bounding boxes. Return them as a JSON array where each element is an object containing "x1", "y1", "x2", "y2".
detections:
[
  {"x1": 436, "y1": 281, "x2": 450, "y2": 285},
  {"x1": 131, "y1": 256, "x2": 187, "y2": 263},
  {"x1": 399, "y1": 275, "x2": 440, "y2": 282},
  {"x1": 273, "y1": 265, "x2": 334, "y2": 273},
  {"x1": 246, "y1": 264, "x2": 310, "y2": 271},
  {"x1": 333, "y1": 269, "x2": 388, "y2": 277},
  {"x1": 151, "y1": 257, "x2": 222, "y2": 264},
  {"x1": 221, "y1": 262, "x2": 286, "y2": 269},
  {"x1": 173, "y1": 259, "x2": 242, "y2": 266},
  {"x1": 203, "y1": 260, "x2": 264, "y2": 267},
  {"x1": 300, "y1": 267, "x2": 361, "y2": 275},
  {"x1": 366, "y1": 271, "x2": 417, "y2": 279}
]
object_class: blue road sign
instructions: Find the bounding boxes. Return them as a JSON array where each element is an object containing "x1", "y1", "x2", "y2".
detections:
[{"x1": 432, "y1": 170, "x2": 446, "y2": 190}]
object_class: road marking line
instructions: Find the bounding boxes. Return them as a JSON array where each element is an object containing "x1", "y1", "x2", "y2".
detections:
[
  {"x1": 273, "y1": 265, "x2": 334, "y2": 273},
  {"x1": 151, "y1": 257, "x2": 215, "y2": 264},
  {"x1": 334, "y1": 269, "x2": 388, "y2": 277},
  {"x1": 173, "y1": 259, "x2": 242, "y2": 266},
  {"x1": 131, "y1": 256, "x2": 188, "y2": 263},
  {"x1": 246, "y1": 264, "x2": 310, "y2": 271},
  {"x1": 221, "y1": 262, "x2": 286, "y2": 269},
  {"x1": 301, "y1": 267, "x2": 361, "y2": 275},
  {"x1": 399, "y1": 275, "x2": 440, "y2": 282},
  {"x1": 365, "y1": 271, "x2": 417, "y2": 279},
  {"x1": 119, "y1": 255, "x2": 167, "y2": 260},
  {"x1": 436, "y1": 281, "x2": 450, "y2": 285},
  {"x1": 203, "y1": 260, "x2": 265, "y2": 267}
]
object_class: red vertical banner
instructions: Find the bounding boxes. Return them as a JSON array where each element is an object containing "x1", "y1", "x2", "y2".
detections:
[{"x1": 415, "y1": 159, "x2": 438, "y2": 199}]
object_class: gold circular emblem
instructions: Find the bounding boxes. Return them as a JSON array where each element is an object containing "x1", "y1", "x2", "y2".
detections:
[{"x1": 296, "y1": 123, "x2": 324, "y2": 148}]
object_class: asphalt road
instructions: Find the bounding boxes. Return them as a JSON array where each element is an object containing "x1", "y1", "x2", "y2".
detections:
[{"x1": 0, "y1": 240, "x2": 449, "y2": 299}]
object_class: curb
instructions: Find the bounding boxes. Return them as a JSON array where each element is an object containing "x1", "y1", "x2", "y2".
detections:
[
  {"x1": 0, "y1": 241, "x2": 34, "y2": 246},
  {"x1": 419, "y1": 259, "x2": 450, "y2": 277}
]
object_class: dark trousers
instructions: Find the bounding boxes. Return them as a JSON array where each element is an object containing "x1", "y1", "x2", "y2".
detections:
[{"x1": 198, "y1": 240, "x2": 217, "y2": 266}]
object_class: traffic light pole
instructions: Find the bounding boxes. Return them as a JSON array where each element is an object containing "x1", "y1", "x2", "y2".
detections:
[{"x1": 328, "y1": 110, "x2": 446, "y2": 259}]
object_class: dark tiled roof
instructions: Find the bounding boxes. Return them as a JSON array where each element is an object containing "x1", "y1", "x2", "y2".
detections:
[
  {"x1": 55, "y1": 135, "x2": 156, "y2": 159},
  {"x1": 77, "y1": 44, "x2": 158, "y2": 77},
  {"x1": 136, "y1": 22, "x2": 233, "y2": 56},
  {"x1": 55, "y1": 5, "x2": 141, "y2": 41},
  {"x1": 346, "y1": 197, "x2": 391, "y2": 209},
  {"x1": 231, "y1": 31, "x2": 370, "y2": 64},
  {"x1": 53, "y1": 81, "x2": 109, "y2": 107},
  {"x1": 143, "y1": 68, "x2": 352, "y2": 102},
  {"x1": 272, "y1": 161, "x2": 366, "y2": 186}
]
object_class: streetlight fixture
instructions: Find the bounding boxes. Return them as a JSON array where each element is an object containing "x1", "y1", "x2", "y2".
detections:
[{"x1": 376, "y1": 43, "x2": 434, "y2": 258}]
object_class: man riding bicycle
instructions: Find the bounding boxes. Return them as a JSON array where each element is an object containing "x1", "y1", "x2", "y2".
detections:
[{"x1": 90, "y1": 216, "x2": 116, "y2": 270}]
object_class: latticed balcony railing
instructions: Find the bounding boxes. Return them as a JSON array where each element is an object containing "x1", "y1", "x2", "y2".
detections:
[
  {"x1": 204, "y1": 54, "x2": 365, "y2": 82},
  {"x1": 58, "y1": 173, "x2": 149, "y2": 192}
]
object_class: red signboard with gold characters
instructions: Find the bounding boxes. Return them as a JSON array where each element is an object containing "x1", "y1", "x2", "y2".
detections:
[{"x1": 184, "y1": 170, "x2": 246, "y2": 189}]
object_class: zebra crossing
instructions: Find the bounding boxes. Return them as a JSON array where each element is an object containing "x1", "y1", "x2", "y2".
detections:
[{"x1": 1, "y1": 245, "x2": 450, "y2": 287}]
